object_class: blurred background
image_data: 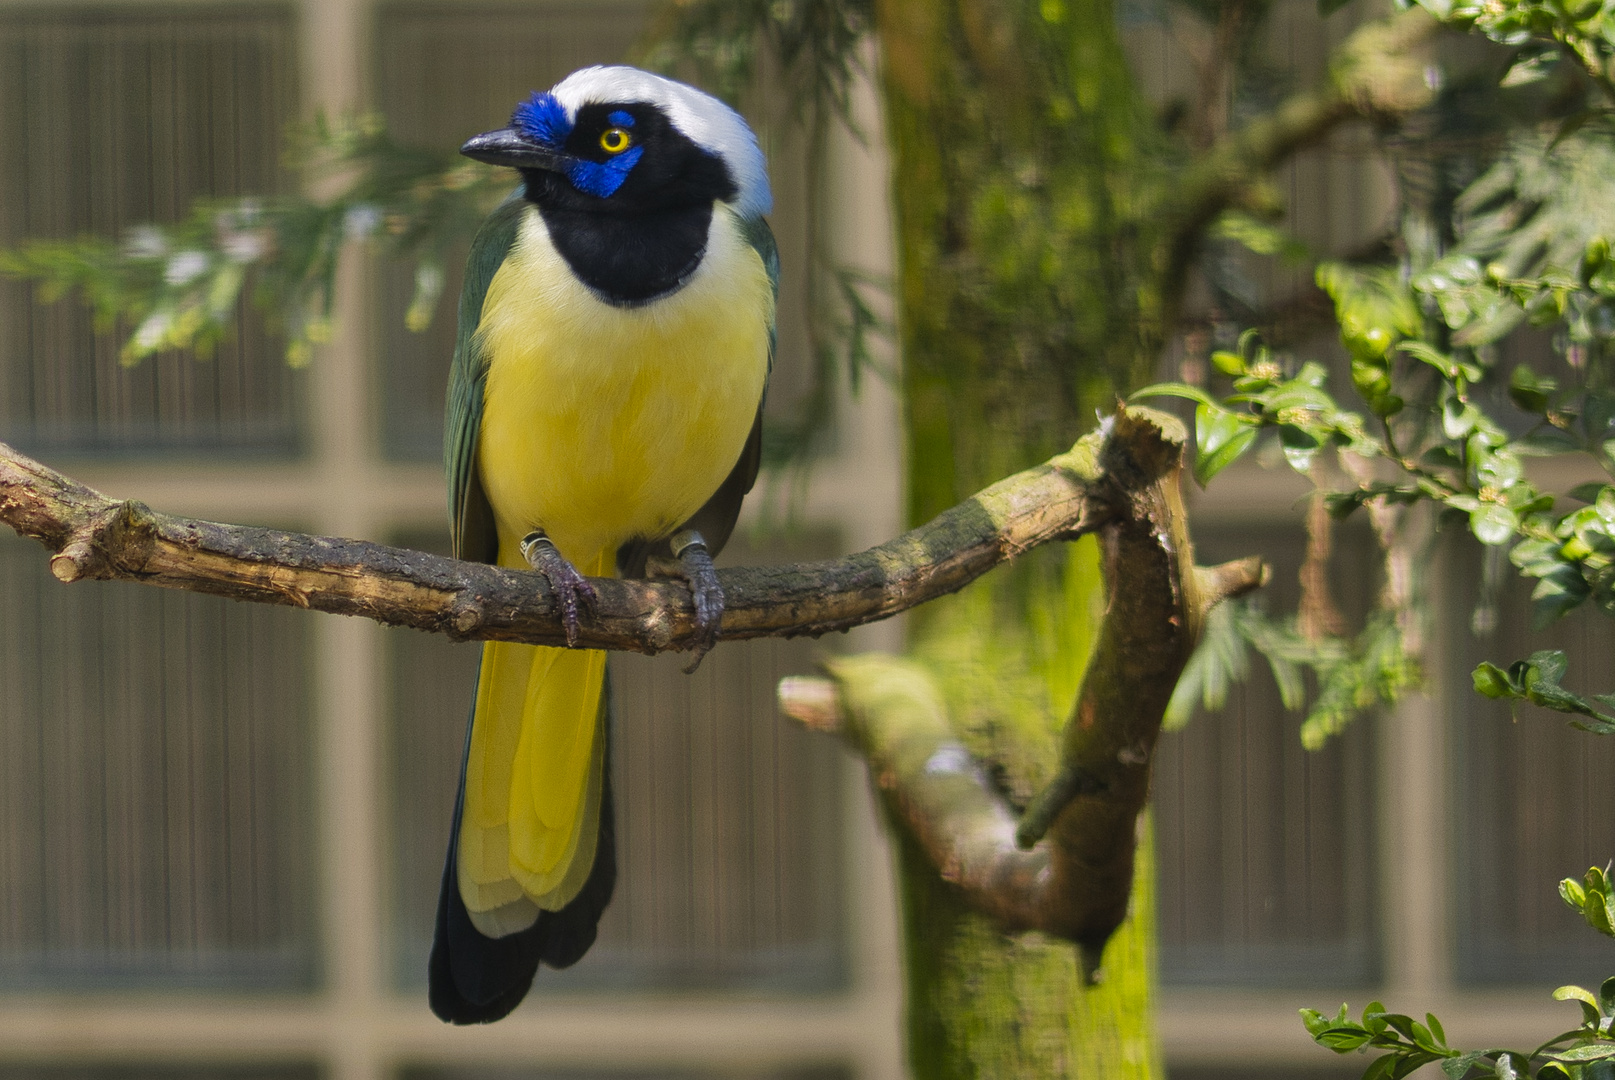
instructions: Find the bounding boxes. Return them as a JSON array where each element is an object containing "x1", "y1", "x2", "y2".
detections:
[{"x1": 0, "y1": 1, "x2": 1612, "y2": 1078}]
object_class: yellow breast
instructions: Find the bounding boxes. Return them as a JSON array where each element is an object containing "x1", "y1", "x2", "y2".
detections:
[{"x1": 475, "y1": 202, "x2": 772, "y2": 569}]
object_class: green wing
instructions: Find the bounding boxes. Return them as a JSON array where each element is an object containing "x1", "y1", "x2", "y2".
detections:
[
  {"x1": 445, "y1": 191, "x2": 527, "y2": 564},
  {"x1": 739, "y1": 212, "x2": 780, "y2": 382}
]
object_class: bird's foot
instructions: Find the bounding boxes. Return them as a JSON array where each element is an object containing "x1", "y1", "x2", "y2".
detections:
[
  {"x1": 670, "y1": 529, "x2": 724, "y2": 672},
  {"x1": 520, "y1": 531, "x2": 597, "y2": 647}
]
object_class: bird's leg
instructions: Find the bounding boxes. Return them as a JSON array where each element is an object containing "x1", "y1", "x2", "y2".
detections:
[
  {"x1": 519, "y1": 530, "x2": 597, "y2": 648},
  {"x1": 670, "y1": 528, "x2": 724, "y2": 672}
]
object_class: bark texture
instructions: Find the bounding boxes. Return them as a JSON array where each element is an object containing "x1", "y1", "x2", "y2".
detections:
[
  {"x1": 779, "y1": 409, "x2": 1264, "y2": 961},
  {"x1": 865, "y1": 2, "x2": 1433, "y2": 1076},
  {"x1": 0, "y1": 431, "x2": 1115, "y2": 653}
]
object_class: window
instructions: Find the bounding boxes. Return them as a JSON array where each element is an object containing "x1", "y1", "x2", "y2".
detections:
[
  {"x1": 1449, "y1": 538, "x2": 1615, "y2": 987},
  {"x1": 0, "y1": 537, "x2": 315, "y2": 990},
  {"x1": 1156, "y1": 521, "x2": 1379, "y2": 989},
  {"x1": 0, "y1": 7, "x2": 303, "y2": 457},
  {"x1": 0, "y1": 7, "x2": 315, "y2": 993}
]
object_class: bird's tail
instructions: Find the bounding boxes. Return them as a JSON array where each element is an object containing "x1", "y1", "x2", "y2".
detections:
[
  {"x1": 458, "y1": 547, "x2": 611, "y2": 934},
  {"x1": 428, "y1": 666, "x2": 616, "y2": 1023},
  {"x1": 428, "y1": 547, "x2": 617, "y2": 1023}
]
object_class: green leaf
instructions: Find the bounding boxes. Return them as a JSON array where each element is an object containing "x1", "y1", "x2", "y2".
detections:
[
  {"x1": 1193, "y1": 403, "x2": 1258, "y2": 487},
  {"x1": 1268, "y1": 654, "x2": 1306, "y2": 710},
  {"x1": 1474, "y1": 662, "x2": 1514, "y2": 698},
  {"x1": 1365, "y1": 1053, "x2": 1400, "y2": 1080},
  {"x1": 1212, "y1": 211, "x2": 1312, "y2": 262},
  {"x1": 1546, "y1": 1043, "x2": 1615, "y2": 1063},
  {"x1": 1210, "y1": 350, "x2": 1245, "y2": 376},
  {"x1": 1556, "y1": 985, "x2": 1604, "y2": 1027},
  {"x1": 1445, "y1": 396, "x2": 1480, "y2": 440},
  {"x1": 1401, "y1": 340, "x2": 1462, "y2": 377},
  {"x1": 1318, "y1": 262, "x2": 1422, "y2": 348},
  {"x1": 1530, "y1": 566, "x2": 1592, "y2": 626},
  {"x1": 1411, "y1": 1020, "x2": 1441, "y2": 1053},
  {"x1": 1591, "y1": 892, "x2": 1615, "y2": 937},
  {"x1": 1510, "y1": 364, "x2": 1556, "y2": 413},
  {"x1": 1531, "y1": 649, "x2": 1569, "y2": 684},
  {"x1": 1317, "y1": 1029, "x2": 1376, "y2": 1051},
  {"x1": 1279, "y1": 423, "x2": 1322, "y2": 473},
  {"x1": 1131, "y1": 382, "x2": 1220, "y2": 409},
  {"x1": 1442, "y1": 1051, "x2": 1487, "y2": 1080},
  {"x1": 1501, "y1": 51, "x2": 1559, "y2": 86},
  {"x1": 1471, "y1": 503, "x2": 1520, "y2": 546},
  {"x1": 1555, "y1": 985, "x2": 1600, "y2": 1008}
]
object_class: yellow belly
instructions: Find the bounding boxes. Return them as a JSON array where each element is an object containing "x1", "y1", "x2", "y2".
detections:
[
  {"x1": 475, "y1": 201, "x2": 773, "y2": 570},
  {"x1": 459, "y1": 201, "x2": 772, "y2": 930}
]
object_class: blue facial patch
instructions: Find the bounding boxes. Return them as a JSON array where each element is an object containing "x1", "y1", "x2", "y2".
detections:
[
  {"x1": 566, "y1": 145, "x2": 644, "y2": 198},
  {"x1": 607, "y1": 110, "x2": 635, "y2": 128},
  {"x1": 511, "y1": 91, "x2": 570, "y2": 147}
]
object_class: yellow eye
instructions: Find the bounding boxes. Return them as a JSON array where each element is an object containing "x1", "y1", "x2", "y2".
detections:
[{"x1": 599, "y1": 127, "x2": 631, "y2": 154}]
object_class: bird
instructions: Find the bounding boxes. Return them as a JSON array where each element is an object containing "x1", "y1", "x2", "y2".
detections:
[{"x1": 428, "y1": 65, "x2": 776, "y2": 1024}]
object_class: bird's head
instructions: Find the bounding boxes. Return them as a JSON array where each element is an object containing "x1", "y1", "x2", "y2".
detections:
[{"x1": 462, "y1": 66, "x2": 771, "y2": 218}]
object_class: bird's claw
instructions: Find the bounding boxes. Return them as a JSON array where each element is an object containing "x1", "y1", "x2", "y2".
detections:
[
  {"x1": 671, "y1": 529, "x2": 724, "y2": 672},
  {"x1": 520, "y1": 531, "x2": 597, "y2": 647}
]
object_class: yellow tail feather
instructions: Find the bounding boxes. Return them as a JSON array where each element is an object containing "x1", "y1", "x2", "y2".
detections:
[{"x1": 457, "y1": 549, "x2": 609, "y2": 937}]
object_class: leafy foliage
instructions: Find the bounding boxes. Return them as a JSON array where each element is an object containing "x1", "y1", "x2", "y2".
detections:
[
  {"x1": 1472, "y1": 649, "x2": 1615, "y2": 732},
  {"x1": 1264, "y1": 0, "x2": 1615, "y2": 1070},
  {"x1": 1303, "y1": 993, "x2": 1615, "y2": 1080},
  {"x1": 0, "y1": 114, "x2": 510, "y2": 367},
  {"x1": 1136, "y1": 121, "x2": 1615, "y2": 740},
  {"x1": 1560, "y1": 866, "x2": 1615, "y2": 937},
  {"x1": 1166, "y1": 600, "x2": 1417, "y2": 749},
  {"x1": 636, "y1": 0, "x2": 873, "y2": 126},
  {"x1": 1305, "y1": 874, "x2": 1615, "y2": 1076}
]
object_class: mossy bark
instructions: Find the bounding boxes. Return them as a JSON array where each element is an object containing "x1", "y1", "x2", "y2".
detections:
[{"x1": 878, "y1": 0, "x2": 1167, "y2": 1074}]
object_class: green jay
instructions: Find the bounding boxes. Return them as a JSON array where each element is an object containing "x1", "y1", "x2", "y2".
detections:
[{"x1": 429, "y1": 66, "x2": 776, "y2": 1024}]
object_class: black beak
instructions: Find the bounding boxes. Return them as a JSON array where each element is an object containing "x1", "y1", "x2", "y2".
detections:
[{"x1": 460, "y1": 127, "x2": 566, "y2": 171}]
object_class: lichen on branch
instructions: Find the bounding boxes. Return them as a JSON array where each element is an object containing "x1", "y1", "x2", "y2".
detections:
[
  {"x1": 0, "y1": 407, "x2": 1116, "y2": 654},
  {"x1": 779, "y1": 408, "x2": 1265, "y2": 977},
  {"x1": 1, "y1": 404, "x2": 1262, "y2": 973}
]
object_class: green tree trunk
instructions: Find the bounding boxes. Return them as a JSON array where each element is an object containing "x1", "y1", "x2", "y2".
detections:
[{"x1": 878, "y1": 0, "x2": 1166, "y2": 1074}]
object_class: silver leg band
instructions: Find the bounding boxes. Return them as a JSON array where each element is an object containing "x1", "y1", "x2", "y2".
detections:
[
  {"x1": 670, "y1": 529, "x2": 707, "y2": 559},
  {"x1": 519, "y1": 530, "x2": 556, "y2": 564}
]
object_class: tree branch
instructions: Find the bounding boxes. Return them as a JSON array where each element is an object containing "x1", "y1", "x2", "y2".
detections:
[
  {"x1": 778, "y1": 407, "x2": 1267, "y2": 980},
  {"x1": 1158, "y1": 7, "x2": 1442, "y2": 302},
  {"x1": 0, "y1": 421, "x2": 1115, "y2": 654},
  {"x1": 6, "y1": 401, "x2": 1264, "y2": 975}
]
